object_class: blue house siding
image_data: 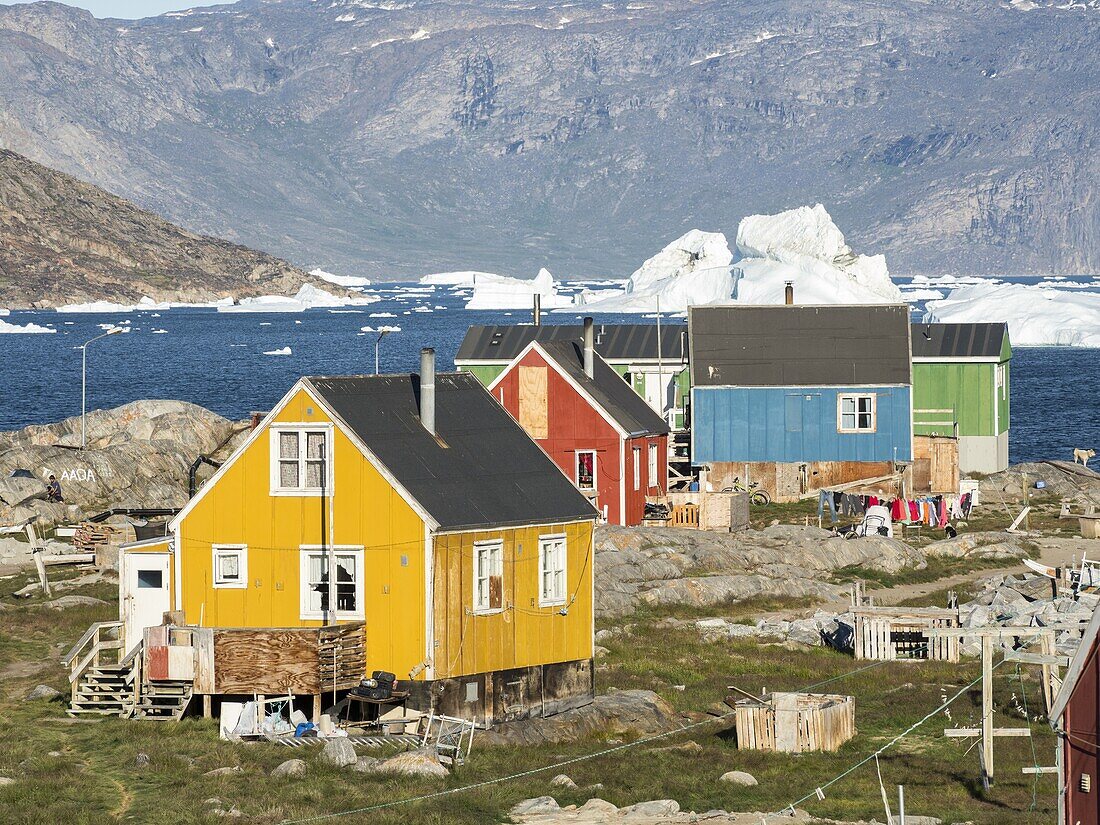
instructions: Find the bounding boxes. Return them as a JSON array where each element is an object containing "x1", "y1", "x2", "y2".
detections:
[{"x1": 692, "y1": 386, "x2": 913, "y2": 464}]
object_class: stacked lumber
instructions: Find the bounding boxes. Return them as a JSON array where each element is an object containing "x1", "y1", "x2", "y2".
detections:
[{"x1": 318, "y1": 622, "x2": 366, "y2": 691}]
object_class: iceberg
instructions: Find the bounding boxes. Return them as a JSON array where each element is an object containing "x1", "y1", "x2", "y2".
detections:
[
  {"x1": 568, "y1": 205, "x2": 902, "y2": 314},
  {"x1": 464, "y1": 268, "x2": 572, "y2": 310},
  {"x1": 360, "y1": 325, "x2": 401, "y2": 333},
  {"x1": 218, "y1": 284, "x2": 379, "y2": 313},
  {"x1": 57, "y1": 296, "x2": 235, "y2": 313},
  {"x1": 0, "y1": 319, "x2": 56, "y2": 334},
  {"x1": 732, "y1": 204, "x2": 903, "y2": 304},
  {"x1": 419, "y1": 271, "x2": 499, "y2": 286},
  {"x1": 263, "y1": 346, "x2": 292, "y2": 356},
  {"x1": 310, "y1": 268, "x2": 372, "y2": 288},
  {"x1": 925, "y1": 283, "x2": 1100, "y2": 347},
  {"x1": 569, "y1": 230, "x2": 734, "y2": 313}
]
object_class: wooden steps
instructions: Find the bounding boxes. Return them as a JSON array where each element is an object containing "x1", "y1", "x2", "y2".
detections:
[
  {"x1": 133, "y1": 680, "x2": 192, "y2": 721},
  {"x1": 69, "y1": 664, "x2": 133, "y2": 717}
]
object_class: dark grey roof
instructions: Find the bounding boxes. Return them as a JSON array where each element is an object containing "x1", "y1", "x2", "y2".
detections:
[
  {"x1": 689, "y1": 304, "x2": 912, "y2": 387},
  {"x1": 456, "y1": 323, "x2": 687, "y2": 363},
  {"x1": 536, "y1": 341, "x2": 670, "y2": 437},
  {"x1": 910, "y1": 323, "x2": 1008, "y2": 359},
  {"x1": 305, "y1": 373, "x2": 597, "y2": 532}
]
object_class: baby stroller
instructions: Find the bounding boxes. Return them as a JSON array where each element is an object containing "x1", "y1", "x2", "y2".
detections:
[{"x1": 845, "y1": 504, "x2": 893, "y2": 539}]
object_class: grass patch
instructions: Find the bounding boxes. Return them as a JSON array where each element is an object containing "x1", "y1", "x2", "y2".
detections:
[
  {"x1": 599, "y1": 594, "x2": 823, "y2": 628},
  {"x1": 832, "y1": 555, "x2": 1022, "y2": 590}
]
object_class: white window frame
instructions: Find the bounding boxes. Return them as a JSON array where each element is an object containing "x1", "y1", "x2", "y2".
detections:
[
  {"x1": 648, "y1": 442, "x2": 659, "y2": 485},
  {"x1": 575, "y1": 449, "x2": 597, "y2": 492},
  {"x1": 473, "y1": 539, "x2": 504, "y2": 615},
  {"x1": 270, "y1": 423, "x2": 334, "y2": 496},
  {"x1": 298, "y1": 545, "x2": 365, "y2": 620},
  {"x1": 538, "y1": 534, "x2": 567, "y2": 607},
  {"x1": 212, "y1": 544, "x2": 248, "y2": 589},
  {"x1": 996, "y1": 363, "x2": 1007, "y2": 400},
  {"x1": 837, "y1": 393, "x2": 877, "y2": 434},
  {"x1": 632, "y1": 446, "x2": 641, "y2": 491}
]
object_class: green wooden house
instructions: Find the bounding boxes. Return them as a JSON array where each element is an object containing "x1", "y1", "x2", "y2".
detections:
[
  {"x1": 455, "y1": 323, "x2": 691, "y2": 430},
  {"x1": 911, "y1": 322, "x2": 1011, "y2": 474}
]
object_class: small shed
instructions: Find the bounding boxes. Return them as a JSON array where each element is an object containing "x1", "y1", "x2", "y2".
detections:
[
  {"x1": 852, "y1": 606, "x2": 960, "y2": 662},
  {"x1": 727, "y1": 690, "x2": 855, "y2": 753}
]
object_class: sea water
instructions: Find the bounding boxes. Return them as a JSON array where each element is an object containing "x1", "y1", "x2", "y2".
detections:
[{"x1": 0, "y1": 282, "x2": 1096, "y2": 465}]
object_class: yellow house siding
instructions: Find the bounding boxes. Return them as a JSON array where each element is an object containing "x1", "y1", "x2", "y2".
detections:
[
  {"x1": 432, "y1": 520, "x2": 594, "y2": 679},
  {"x1": 176, "y1": 387, "x2": 430, "y2": 682}
]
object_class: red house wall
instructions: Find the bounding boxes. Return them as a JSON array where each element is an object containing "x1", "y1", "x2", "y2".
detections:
[
  {"x1": 493, "y1": 349, "x2": 668, "y2": 526},
  {"x1": 1064, "y1": 638, "x2": 1100, "y2": 825}
]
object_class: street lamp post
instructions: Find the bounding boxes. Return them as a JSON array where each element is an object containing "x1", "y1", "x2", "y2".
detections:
[
  {"x1": 374, "y1": 329, "x2": 390, "y2": 375},
  {"x1": 81, "y1": 327, "x2": 125, "y2": 448}
]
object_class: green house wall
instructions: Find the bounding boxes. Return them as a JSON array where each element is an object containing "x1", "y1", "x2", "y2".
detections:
[{"x1": 913, "y1": 358, "x2": 1009, "y2": 438}]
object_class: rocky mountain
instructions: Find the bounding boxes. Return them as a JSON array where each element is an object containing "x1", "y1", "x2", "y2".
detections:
[
  {"x1": 0, "y1": 148, "x2": 314, "y2": 306},
  {"x1": 0, "y1": 0, "x2": 1097, "y2": 280}
]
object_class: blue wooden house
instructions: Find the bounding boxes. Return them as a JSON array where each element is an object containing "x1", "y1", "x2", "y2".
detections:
[{"x1": 688, "y1": 304, "x2": 914, "y2": 501}]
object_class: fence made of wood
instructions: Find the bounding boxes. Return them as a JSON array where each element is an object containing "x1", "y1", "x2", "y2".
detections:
[
  {"x1": 728, "y1": 691, "x2": 855, "y2": 753},
  {"x1": 852, "y1": 606, "x2": 960, "y2": 663}
]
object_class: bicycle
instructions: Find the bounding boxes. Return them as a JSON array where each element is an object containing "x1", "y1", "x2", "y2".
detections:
[{"x1": 724, "y1": 478, "x2": 771, "y2": 507}]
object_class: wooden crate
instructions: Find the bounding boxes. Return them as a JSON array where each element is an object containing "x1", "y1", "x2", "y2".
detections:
[
  {"x1": 852, "y1": 607, "x2": 959, "y2": 663},
  {"x1": 729, "y1": 691, "x2": 855, "y2": 753}
]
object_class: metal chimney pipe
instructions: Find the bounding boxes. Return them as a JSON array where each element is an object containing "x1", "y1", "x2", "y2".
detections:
[
  {"x1": 420, "y1": 347, "x2": 436, "y2": 436},
  {"x1": 784, "y1": 281, "x2": 794, "y2": 305},
  {"x1": 533, "y1": 293, "x2": 541, "y2": 327},
  {"x1": 583, "y1": 317, "x2": 595, "y2": 379}
]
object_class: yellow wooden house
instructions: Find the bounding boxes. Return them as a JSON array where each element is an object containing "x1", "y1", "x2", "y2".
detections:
[{"x1": 106, "y1": 350, "x2": 598, "y2": 725}]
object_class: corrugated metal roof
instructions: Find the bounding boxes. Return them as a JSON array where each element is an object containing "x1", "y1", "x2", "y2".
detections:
[
  {"x1": 305, "y1": 373, "x2": 598, "y2": 532},
  {"x1": 537, "y1": 341, "x2": 670, "y2": 436},
  {"x1": 689, "y1": 304, "x2": 912, "y2": 387},
  {"x1": 455, "y1": 323, "x2": 687, "y2": 363},
  {"x1": 910, "y1": 322, "x2": 1007, "y2": 359}
]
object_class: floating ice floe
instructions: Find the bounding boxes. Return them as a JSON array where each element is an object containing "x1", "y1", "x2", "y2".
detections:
[
  {"x1": 218, "y1": 284, "x2": 379, "y2": 313},
  {"x1": 899, "y1": 288, "x2": 947, "y2": 301},
  {"x1": 263, "y1": 346, "x2": 293, "y2": 356},
  {"x1": 57, "y1": 296, "x2": 235, "y2": 313},
  {"x1": 310, "y1": 268, "x2": 372, "y2": 288},
  {"x1": 0, "y1": 308, "x2": 9, "y2": 316},
  {"x1": 925, "y1": 283, "x2": 1100, "y2": 347},
  {"x1": 0, "y1": 319, "x2": 56, "y2": 334},
  {"x1": 360, "y1": 325, "x2": 401, "y2": 333},
  {"x1": 465, "y1": 268, "x2": 572, "y2": 310},
  {"x1": 369, "y1": 312, "x2": 397, "y2": 318},
  {"x1": 151, "y1": 329, "x2": 168, "y2": 334}
]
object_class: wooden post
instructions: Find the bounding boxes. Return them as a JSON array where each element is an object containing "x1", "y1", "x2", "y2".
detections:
[
  {"x1": 313, "y1": 694, "x2": 322, "y2": 724},
  {"x1": 982, "y1": 634, "x2": 994, "y2": 787},
  {"x1": 203, "y1": 694, "x2": 212, "y2": 719},
  {"x1": 1040, "y1": 630, "x2": 1054, "y2": 715}
]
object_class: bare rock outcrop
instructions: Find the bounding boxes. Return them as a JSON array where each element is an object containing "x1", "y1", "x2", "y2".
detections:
[
  {"x1": 0, "y1": 400, "x2": 246, "y2": 526},
  {"x1": 595, "y1": 525, "x2": 924, "y2": 618}
]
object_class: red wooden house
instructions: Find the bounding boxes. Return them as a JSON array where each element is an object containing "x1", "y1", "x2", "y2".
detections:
[
  {"x1": 1052, "y1": 610, "x2": 1100, "y2": 824},
  {"x1": 489, "y1": 319, "x2": 669, "y2": 526}
]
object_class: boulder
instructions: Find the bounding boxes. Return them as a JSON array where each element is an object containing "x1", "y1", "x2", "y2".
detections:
[
  {"x1": 509, "y1": 797, "x2": 561, "y2": 817},
  {"x1": 318, "y1": 738, "x2": 357, "y2": 768},
  {"x1": 480, "y1": 690, "x2": 677, "y2": 747},
  {"x1": 577, "y1": 798, "x2": 618, "y2": 815},
  {"x1": 270, "y1": 759, "x2": 306, "y2": 778},
  {"x1": 134, "y1": 752, "x2": 150, "y2": 768},
  {"x1": 0, "y1": 776, "x2": 14, "y2": 786},
  {"x1": 352, "y1": 756, "x2": 381, "y2": 773},
  {"x1": 203, "y1": 766, "x2": 243, "y2": 777},
  {"x1": 550, "y1": 774, "x2": 578, "y2": 789},
  {"x1": 25, "y1": 684, "x2": 61, "y2": 701},
  {"x1": 372, "y1": 748, "x2": 447, "y2": 778},
  {"x1": 720, "y1": 770, "x2": 758, "y2": 786},
  {"x1": 618, "y1": 799, "x2": 680, "y2": 817},
  {"x1": 38, "y1": 595, "x2": 107, "y2": 610}
]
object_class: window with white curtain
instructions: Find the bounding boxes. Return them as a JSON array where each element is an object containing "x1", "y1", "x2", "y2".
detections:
[
  {"x1": 271, "y1": 425, "x2": 332, "y2": 494},
  {"x1": 474, "y1": 540, "x2": 503, "y2": 613},
  {"x1": 212, "y1": 545, "x2": 247, "y2": 589}
]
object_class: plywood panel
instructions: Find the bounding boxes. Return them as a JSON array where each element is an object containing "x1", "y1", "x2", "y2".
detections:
[
  {"x1": 518, "y1": 366, "x2": 549, "y2": 439},
  {"x1": 213, "y1": 629, "x2": 320, "y2": 694}
]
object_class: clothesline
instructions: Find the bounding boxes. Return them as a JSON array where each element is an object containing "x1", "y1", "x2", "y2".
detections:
[{"x1": 817, "y1": 488, "x2": 975, "y2": 528}]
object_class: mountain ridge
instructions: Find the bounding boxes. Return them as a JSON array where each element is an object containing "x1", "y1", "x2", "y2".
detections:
[
  {"x1": 0, "y1": 0, "x2": 1097, "y2": 280},
  {"x1": 0, "y1": 147, "x2": 316, "y2": 307}
]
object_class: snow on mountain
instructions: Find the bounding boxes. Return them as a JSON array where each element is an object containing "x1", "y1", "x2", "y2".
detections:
[
  {"x1": 571, "y1": 230, "x2": 734, "y2": 313},
  {"x1": 464, "y1": 268, "x2": 572, "y2": 310},
  {"x1": 924, "y1": 283, "x2": 1100, "y2": 347},
  {"x1": 733, "y1": 204, "x2": 903, "y2": 304}
]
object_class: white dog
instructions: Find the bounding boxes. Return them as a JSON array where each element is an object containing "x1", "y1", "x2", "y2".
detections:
[{"x1": 1074, "y1": 448, "x2": 1096, "y2": 467}]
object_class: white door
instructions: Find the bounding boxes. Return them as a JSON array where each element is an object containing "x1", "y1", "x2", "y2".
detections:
[
  {"x1": 120, "y1": 552, "x2": 171, "y2": 654},
  {"x1": 643, "y1": 371, "x2": 673, "y2": 416}
]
